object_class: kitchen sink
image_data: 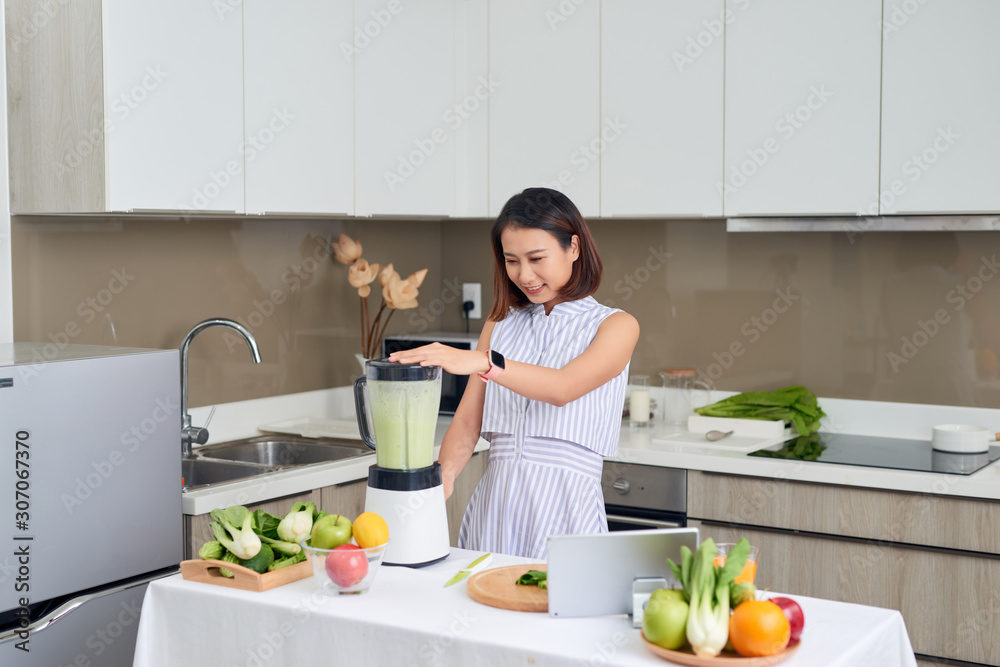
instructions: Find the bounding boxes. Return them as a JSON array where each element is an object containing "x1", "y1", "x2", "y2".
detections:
[
  {"x1": 181, "y1": 457, "x2": 276, "y2": 490},
  {"x1": 195, "y1": 436, "x2": 371, "y2": 468}
]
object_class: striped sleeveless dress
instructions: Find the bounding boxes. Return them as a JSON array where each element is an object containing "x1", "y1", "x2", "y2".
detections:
[{"x1": 458, "y1": 296, "x2": 629, "y2": 559}]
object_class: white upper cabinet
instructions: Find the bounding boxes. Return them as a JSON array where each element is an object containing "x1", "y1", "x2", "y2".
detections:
[
  {"x1": 453, "y1": 0, "x2": 490, "y2": 218},
  {"x1": 104, "y1": 0, "x2": 244, "y2": 213},
  {"x1": 488, "y1": 0, "x2": 600, "y2": 217},
  {"x1": 243, "y1": 1, "x2": 354, "y2": 216},
  {"x1": 880, "y1": 0, "x2": 1000, "y2": 214},
  {"x1": 354, "y1": 0, "x2": 456, "y2": 217},
  {"x1": 601, "y1": 0, "x2": 724, "y2": 217},
  {"x1": 723, "y1": 0, "x2": 882, "y2": 217}
]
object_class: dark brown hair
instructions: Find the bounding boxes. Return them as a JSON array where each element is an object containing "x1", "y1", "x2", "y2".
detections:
[{"x1": 488, "y1": 188, "x2": 603, "y2": 321}]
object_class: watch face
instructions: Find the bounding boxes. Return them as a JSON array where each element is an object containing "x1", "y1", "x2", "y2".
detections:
[{"x1": 490, "y1": 350, "x2": 506, "y2": 370}]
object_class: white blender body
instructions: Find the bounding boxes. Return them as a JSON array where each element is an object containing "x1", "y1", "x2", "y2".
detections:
[{"x1": 354, "y1": 360, "x2": 450, "y2": 566}]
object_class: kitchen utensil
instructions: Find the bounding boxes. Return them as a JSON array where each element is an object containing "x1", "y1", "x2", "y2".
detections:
[
  {"x1": 354, "y1": 359, "x2": 449, "y2": 566},
  {"x1": 180, "y1": 558, "x2": 312, "y2": 592},
  {"x1": 705, "y1": 429, "x2": 734, "y2": 442},
  {"x1": 640, "y1": 633, "x2": 800, "y2": 666},
  {"x1": 444, "y1": 552, "x2": 493, "y2": 587},
  {"x1": 931, "y1": 424, "x2": 993, "y2": 454},
  {"x1": 466, "y1": 564, "x2": 548, "y2": 612},
  {"x1": 301, "y1": 540, "x2": 389, "y2": 595},
  {"x1": 630, "y1": 374, "x2": 652, "y2": 428},
  {"x1": 660, "y1": 369, "x2": 712, "y2": 425}
]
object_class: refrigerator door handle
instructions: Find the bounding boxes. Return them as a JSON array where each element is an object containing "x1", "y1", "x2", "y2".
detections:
[{"x1": 0, "y1": 568, "x2": 177, "y2": 645}]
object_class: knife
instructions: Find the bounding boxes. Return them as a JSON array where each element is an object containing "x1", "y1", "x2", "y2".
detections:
[{"x1": 444, "y1": 553, "x2": 493, "y2": 587}]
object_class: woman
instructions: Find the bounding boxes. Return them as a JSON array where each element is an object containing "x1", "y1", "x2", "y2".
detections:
[{"x1": 388, "y1": 188, "x2": 639, "y2": 558}]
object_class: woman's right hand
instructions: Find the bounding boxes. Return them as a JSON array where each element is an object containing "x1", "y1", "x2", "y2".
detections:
[{"x1": 387, "y1": 342, "x2": 490, "y2": 377}]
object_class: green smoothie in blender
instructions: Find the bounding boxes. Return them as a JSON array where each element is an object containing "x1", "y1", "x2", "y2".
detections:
[{"x1": 367, "y1": 379, "x2": 441, "y2": 469}]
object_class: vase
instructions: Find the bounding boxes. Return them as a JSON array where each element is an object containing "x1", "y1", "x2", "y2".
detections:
[{"x1": 355, "y1": 353, "x2": 369, "y2": 374}]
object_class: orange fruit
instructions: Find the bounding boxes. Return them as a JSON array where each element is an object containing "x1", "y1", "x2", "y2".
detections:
[
  {"x1": 352, "y1": 512, "x2": 389, "y2": 548},
  {"x1": 728, "y1": 600, "x2": 790, "y2": 657}
]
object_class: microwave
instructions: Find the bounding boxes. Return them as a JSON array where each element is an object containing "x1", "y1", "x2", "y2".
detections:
[{"x1": 382, "y1": 331, "x2": 479, "y2": 415}]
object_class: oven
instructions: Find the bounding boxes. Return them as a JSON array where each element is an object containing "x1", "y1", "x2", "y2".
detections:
[{"x1": 601, "y1": 462, "x2": 687, "y2": 531}]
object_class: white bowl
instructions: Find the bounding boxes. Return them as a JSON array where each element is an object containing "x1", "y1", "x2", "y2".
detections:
[{"x1": 931, "y1": 424, "x2": 991, "y2": 454}]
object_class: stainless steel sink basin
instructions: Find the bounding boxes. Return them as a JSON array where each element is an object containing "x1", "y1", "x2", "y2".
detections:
[
  {"x1": 196, "y1": 436, "x2": 370, "y2": 467},
  {"x1": 181, "y1": 457, "x2": 275, "y2": 490}
]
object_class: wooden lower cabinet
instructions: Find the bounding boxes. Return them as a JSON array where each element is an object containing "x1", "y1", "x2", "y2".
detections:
[
  {"x1": 688, "y1": 471, "x2": 1000, "y2": 665},
  {"x1": 446, "y1": 451, "x2": 489, "y2": 547}
]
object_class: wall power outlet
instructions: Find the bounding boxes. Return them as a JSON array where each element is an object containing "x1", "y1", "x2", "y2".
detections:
[{"x1": 462, "y1": 282, "x2": 482, "y2": 319}]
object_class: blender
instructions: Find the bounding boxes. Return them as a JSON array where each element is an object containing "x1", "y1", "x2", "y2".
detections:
[{"x1": 354, "y1": 360, "x2": 450, "y2": 566}]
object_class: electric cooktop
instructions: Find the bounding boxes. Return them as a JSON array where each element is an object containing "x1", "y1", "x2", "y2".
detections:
[{"x1": 748, "y1": 432, "x2": 1000, "y2": 475}]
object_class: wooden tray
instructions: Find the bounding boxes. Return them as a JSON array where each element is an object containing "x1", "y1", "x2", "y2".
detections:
[
  {"x1": 641, "y1": 633, "x2": 800, "y2": 666},
  {"x1": 180, "y1": 558, "x2": 312, "y2": 592},
  {"x1": 466, "y1": 564, "x2": 548, "y2": 613}
]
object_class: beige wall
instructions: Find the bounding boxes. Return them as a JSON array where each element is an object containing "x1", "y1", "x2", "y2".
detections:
[{"x1": 14, "y1": 215, "x2": 1000, "y2": 409}]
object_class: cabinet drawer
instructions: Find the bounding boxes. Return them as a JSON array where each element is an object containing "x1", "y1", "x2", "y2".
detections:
[{"x1": 688, "y1": 470, "x2": 1000, "y2": 554}]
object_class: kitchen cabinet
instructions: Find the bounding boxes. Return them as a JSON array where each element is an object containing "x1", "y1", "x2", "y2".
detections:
[
  {"x1": 243, "y1": 0, "x2": 354, "y2": 216},
  {"x1": 723, "y1": 0, "x2": 882, "y2": 216},
  {"x1": 446, "y1": 451, "x2": 488, "y2": 547},
  {"x1": 600, "y1": 0, "x2": 723, "y2": 217},
  {"x1": 879, "y1": 0, "x2": 1000, "y2": 214},
  {"x1": 354, "y1": 0, "x2": 456, "y2": 217},
  {"x1": 8, "y1": 0, "x2": 244, "y2": 214},
  {"x1": 488, "y1": 0, "x2": 600, "y2": 217},
  {"x1": 688, "y1": 470, "x2": 1000, "y2": 664}
]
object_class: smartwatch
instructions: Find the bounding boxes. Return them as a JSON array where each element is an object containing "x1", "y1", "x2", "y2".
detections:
[{"x1": 478, "y1": 349, "x2": 505, "y2": 382}]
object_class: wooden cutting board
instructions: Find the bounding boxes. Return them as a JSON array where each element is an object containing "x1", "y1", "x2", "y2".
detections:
[{"x1": 466, "y1": 564, "x2": 547, "y2": 613}]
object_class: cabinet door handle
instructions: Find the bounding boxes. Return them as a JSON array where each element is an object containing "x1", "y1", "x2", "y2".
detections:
[{"x1": 606, "y1": 514, "x2": 681, "y2": 529}]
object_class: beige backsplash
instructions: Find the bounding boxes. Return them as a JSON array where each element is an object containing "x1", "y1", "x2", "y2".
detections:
[{"x1": 13, "y1": 215, "x2": 1000, "y2": 410}]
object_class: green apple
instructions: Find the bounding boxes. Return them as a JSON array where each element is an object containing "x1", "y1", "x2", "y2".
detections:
[
  {"x1": 650, "y1": 588, "x2": 686, "y2": 604},
  {"x1": 310, "y1": 514, "x2": 352, "y2": 550},
  {"x1": 643, "y1": 596, "x2": 689, "y2": 650}
]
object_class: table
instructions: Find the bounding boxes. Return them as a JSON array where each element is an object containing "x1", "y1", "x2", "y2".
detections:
[{"x1": 133, "y1": 548, "x2": 918, "y2": 667}]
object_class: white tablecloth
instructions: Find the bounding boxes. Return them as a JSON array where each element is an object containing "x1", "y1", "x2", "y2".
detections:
[{"x1": 134, "y1": 548, "x2": 917, "y2": 667}]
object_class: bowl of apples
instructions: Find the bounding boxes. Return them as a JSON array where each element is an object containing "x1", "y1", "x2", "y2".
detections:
[{"x1": 300, "y1": 512, "x2": 390, "y2": 595}]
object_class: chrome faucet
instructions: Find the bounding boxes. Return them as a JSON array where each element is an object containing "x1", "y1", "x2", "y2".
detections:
[{"x1": 180, "y1": 318, "x2": 262, "y2": 456}]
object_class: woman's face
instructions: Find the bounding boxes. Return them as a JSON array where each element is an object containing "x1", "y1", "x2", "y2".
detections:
[{"x1": 500, "y1": 226, "x2": 579, "y2": 313}]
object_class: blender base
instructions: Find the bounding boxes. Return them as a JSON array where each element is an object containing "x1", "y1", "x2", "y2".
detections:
[{"x1": 365, "y1": 481, "x2": 450, "y2": 567}]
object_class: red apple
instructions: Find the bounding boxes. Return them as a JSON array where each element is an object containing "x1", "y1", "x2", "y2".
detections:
[
  {"x1": 770, "y1": 597, "x2": 805, "y2": 643},
  {"x1": 325, "y1": 544, "x2": 368, "y2": 587}
]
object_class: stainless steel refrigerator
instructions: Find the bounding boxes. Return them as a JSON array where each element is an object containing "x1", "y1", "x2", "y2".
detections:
[{"x1": 0, "y1": 344, "x2": 182, "y2": 666}]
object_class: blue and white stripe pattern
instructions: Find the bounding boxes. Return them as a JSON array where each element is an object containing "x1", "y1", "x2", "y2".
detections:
[{"x1": 459, "y1": 296, "x2": 629, "y2": 559}]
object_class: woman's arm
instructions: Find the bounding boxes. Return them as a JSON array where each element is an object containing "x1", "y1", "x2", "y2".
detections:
[
  {"x1": 436, "y1": 320, "x2": 494, "y2": 499},
  {"x1": 389, "y1": 311, "x2": 639, "y2": 407}
]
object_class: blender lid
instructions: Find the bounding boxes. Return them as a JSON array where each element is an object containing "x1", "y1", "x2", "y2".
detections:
[{"x1": 365, "y1": 358, "x2": 441, "y2": 381}]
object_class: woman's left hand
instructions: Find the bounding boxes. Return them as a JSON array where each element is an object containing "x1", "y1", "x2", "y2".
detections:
[{"x1": 387, "y1": 343, "x2": 489, "y2": 377}]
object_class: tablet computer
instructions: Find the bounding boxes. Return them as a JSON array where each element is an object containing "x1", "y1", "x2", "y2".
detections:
[{"x1": 546, "y1": 527, "x2": 699, "y2": 618}]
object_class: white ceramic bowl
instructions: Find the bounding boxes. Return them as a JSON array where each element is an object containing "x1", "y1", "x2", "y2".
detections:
[{"x1": 931, "y1": 424, "x2": 991, "y2": 454}]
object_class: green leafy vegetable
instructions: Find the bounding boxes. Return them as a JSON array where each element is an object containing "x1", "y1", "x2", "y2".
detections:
[
  {"x1": 667, "y1": 538, "x2": 751, "y2": 658},
  {"x1": 198, "y1": 540, "x2": 224, "y2": 561},
  {"x1": 752, "y1": 432, "x2": 827, "y2": 460},
  {"x1": 219, "y1": 551, "x2": 240, "y2": 578},
  {"x1": 238, "y1": 543, "x2": 274, "y2": 574},
  {"x1": 694, "y1": 386, "x2": 826, "y2": 435},
  {"x1": 277, "y1": 502, "x2": 316, "y2": 545},
  {"x1": 210, "y1": 506, "x2": 262, "y2": 560},
  {"x1": 268, "y1": 550, "x2": 306, "y2": 572},
  {"x1": 515, "y1": 570, "x2": 548, "y2": 589}
]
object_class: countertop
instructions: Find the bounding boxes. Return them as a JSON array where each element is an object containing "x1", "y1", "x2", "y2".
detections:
[{"x1": 181, "y1": 387, "x2": 1000, "y2": 515}]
